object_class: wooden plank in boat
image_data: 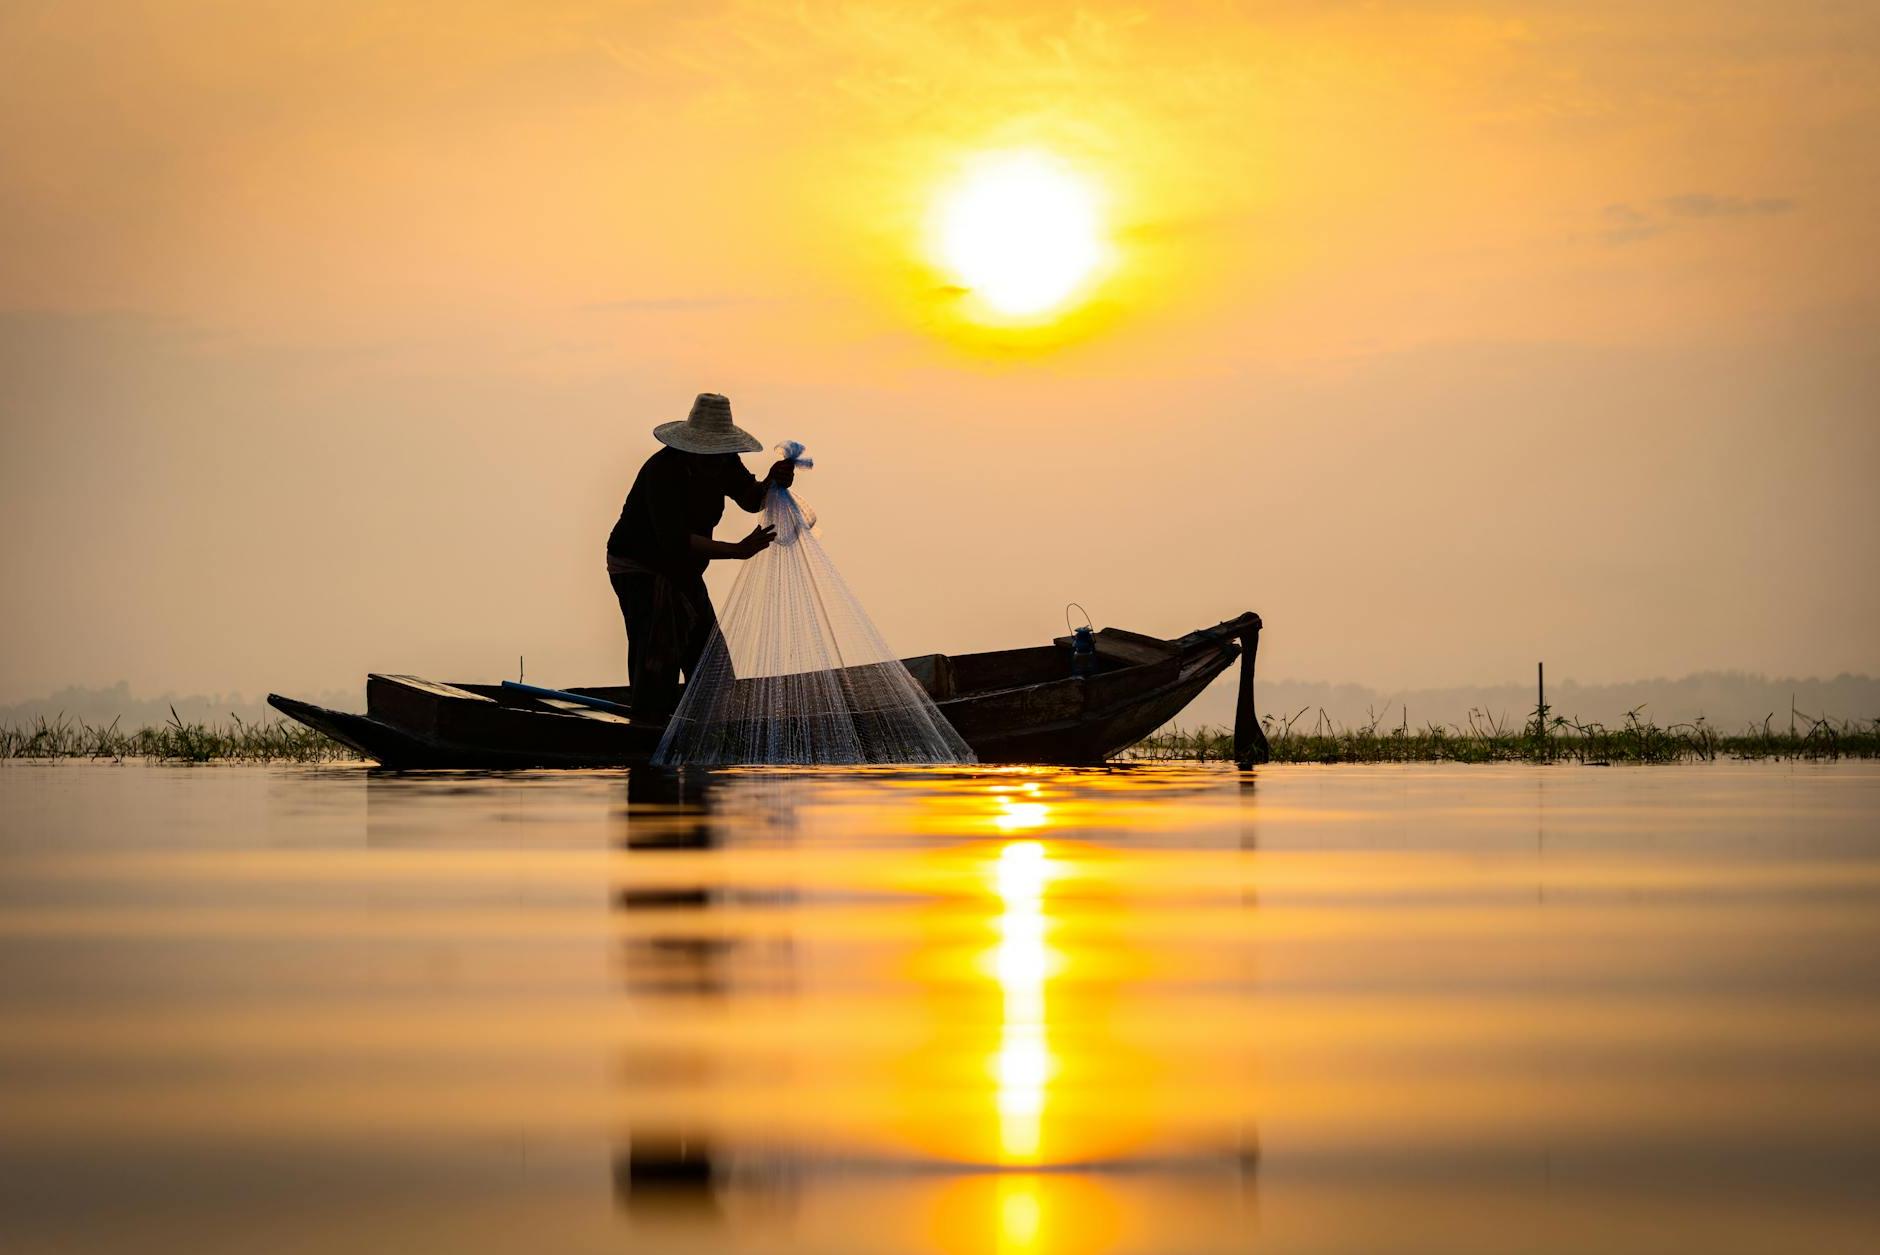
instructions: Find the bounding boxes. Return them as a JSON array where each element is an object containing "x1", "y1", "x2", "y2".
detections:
[
  {"x1": 530, "y1": 697, "x2": 633, "y2": 724},
  {"x1": 368, "y1": 673, "x2": 493, "y2": 735},
  {"x1": 449, "y1": 683, "x2": 632, "y2": 724},
  {"x1": 569, "y1": 685, "x2": 634, "y2": 705},
  {"x1": 377, "y1": 674, "x2": 493, "y2": 701},
  {"x1": 1051, "y1": 628, "x2": 1176, "y2": 666},
  {"x1": 949, "y1": 645, "x2": 1065, "y2": 696},
  {"x1": 901, "y1": 653, "x2": 955, "y2": 701},
  {"x1": 1086, "y1": 654, "x2": 1182, "y2": 712},
  {"x1": 941, "y1": 674, "x2": 1083, "y2": 740},
  {"x1": 1097, "y1": 627, "x2": 1179, "y2": 660},
  {"x1": 432, "y1": 696, "x2": 640, "y2": 757}
]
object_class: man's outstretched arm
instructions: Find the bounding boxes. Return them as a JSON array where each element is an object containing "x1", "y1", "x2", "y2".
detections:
[{"x1": 727, "y1": 457, "x2": 796, "y2": 512}]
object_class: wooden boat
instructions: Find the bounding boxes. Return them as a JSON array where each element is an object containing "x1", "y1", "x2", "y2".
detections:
[{"x1": 268, "y1": 611, "x2": 1270, "y2": 769}]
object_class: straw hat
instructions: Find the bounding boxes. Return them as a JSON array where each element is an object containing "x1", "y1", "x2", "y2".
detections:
[{"x1": 654, "y1": 393, "x2": 763, "y2": 455}]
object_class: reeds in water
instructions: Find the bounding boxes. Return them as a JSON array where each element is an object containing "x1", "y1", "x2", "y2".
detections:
[
  {"x1": 1133, "y1": 705, "x2": 1880, "y2": 764},
  {"x1": 0, "y1": 709, "x2": 352, "y2": 763}
]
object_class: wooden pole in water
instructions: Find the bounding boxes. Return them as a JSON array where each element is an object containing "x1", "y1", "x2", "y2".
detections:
[{"x1": 1234, "y1": 615, "x2": 1272, "y2": 769}]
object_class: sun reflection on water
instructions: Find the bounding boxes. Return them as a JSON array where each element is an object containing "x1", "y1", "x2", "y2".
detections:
[
  {"x1": 992, "y1": 838, "x2": 1056, "y2": 1164},
  {"x1": 994, "y1": 798, "x2": 1050, "y2": 834},
  {"x1": 996, "y1": 1175, "x2": 1045, "y2": 1254}
]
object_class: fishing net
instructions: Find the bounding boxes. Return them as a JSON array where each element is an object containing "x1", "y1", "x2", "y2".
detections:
[{"x1": 652, "y1": 443, "x2": 976, "y2": 766}]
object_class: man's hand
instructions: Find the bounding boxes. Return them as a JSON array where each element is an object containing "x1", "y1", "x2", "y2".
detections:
[
  {"x1": 736, "y1": 524, "x2": 778, "y2": 558},
  {"x1": 767, "y1": 459, "x2": 796, "y2": 489}
]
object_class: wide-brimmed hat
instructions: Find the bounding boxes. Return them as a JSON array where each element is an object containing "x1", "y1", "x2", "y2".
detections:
[{"x1": 654, "y1": 393, "x2": 763, "y2": 455}]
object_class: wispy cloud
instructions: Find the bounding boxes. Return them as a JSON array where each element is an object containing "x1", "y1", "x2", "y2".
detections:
[
  {"x1": 1599, "y1": 202, "x2": 1662, "y2": 245},
  {"x1": 1662, "y1": 193, "x2": 1797, "y2": 218},
  {"x1": 1591, "y1": 193, "x2": 1797, "y2": 245},
  {"x1": 580, "y1": 295, "x2": 755, "y2": 313}
]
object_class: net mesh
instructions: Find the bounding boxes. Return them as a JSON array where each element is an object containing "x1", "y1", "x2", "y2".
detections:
[{"x1": 651, "y1": 445, "x2": 976, "y2": 766}]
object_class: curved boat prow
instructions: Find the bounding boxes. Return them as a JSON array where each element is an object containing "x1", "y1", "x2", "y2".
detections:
[{"x1": 267, "y1": 694, "x2": 431, "y2": 765}]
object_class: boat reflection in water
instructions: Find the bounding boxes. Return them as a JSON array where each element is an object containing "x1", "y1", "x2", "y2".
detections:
[
  {"x1": 610, "y1": 769, "x2": 802, "y2": 1230},
  {"x1": 603, "y1": 768, "x2": 1258, "y2": 1251},
  {"x1": 611, "y1": 769, "x2": 728, "y2": 1223},
  {"x1": 3, "y1": 762, "x2": 1877, "y2": 1252}
]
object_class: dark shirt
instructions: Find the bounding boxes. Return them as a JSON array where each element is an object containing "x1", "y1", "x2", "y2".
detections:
[{"x1": 606, "y1": 447, "x2": 768, "y2": 578}]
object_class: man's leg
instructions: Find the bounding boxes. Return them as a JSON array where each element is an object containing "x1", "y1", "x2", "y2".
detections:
[
  {"x1": 612, "y1": 573, "x2": 683, "y2": 725},
  {"x1": 674, "y1": 573, "x2": 718, "y2": 684}
]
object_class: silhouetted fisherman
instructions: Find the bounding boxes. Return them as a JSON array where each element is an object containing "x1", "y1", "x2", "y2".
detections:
[{"x1": 606, "y1": 393, "x2": 795, "y2": 724}]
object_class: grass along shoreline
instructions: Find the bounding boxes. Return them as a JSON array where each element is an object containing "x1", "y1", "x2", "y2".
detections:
[
  {"x1": 1, "y1": 710, "x2": 353, "y2": 763},
  {"x1": 4, "y1": 706, "x2": 1875, "y2": 766},
  {"x1": 1133, "y1": 706, "x2": 1880, "y2": 764}
]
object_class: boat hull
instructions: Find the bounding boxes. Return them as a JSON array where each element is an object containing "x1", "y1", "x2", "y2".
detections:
[{"x1": 267, "y1": 613, "x2": 1263, "y2": 769}]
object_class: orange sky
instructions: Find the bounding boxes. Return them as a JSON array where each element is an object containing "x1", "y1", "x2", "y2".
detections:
[{"x1": 1, "y1": 1, "x2": 1876, "y2": 703}]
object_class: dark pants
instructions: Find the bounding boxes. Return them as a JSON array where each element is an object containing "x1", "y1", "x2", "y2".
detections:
[{"x1": 610, "y1": 571, "x2": 715, "y2": 725}]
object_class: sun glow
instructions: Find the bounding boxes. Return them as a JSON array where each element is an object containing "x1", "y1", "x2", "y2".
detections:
[{"x1": 934, "y1": 151, "x2": 1107, "y2": 320}]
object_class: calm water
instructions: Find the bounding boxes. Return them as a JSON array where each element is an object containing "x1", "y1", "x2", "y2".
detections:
[{"x1": 2, "y1": 762, "x2": 1878, "y2": 1253}]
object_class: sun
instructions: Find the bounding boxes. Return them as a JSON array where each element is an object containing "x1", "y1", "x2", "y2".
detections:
[{"x1": 932, "y1": 151, "x2": 1107, "y2": 320}]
